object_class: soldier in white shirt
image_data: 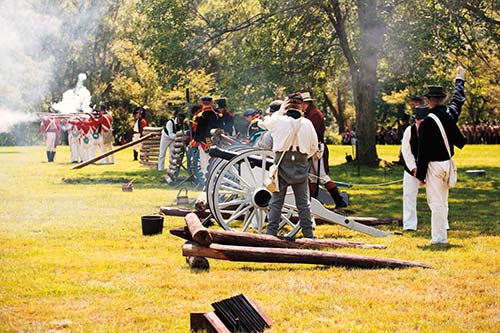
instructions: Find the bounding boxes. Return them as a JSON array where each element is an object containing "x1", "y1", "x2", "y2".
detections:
[
  {"x1": 258, "y1": 92, "x2": 318, "y2": 238},
  {"x1": 401, "y1": 105, "x2": 428, "y2": 231}
]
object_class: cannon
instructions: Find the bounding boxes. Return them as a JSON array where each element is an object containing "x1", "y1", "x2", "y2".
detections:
[{"x1": 205, "y1": 146, "x2": 392, "y2": 238}]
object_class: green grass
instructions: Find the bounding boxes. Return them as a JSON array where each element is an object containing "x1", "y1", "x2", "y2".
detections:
[{"x1": 0, "y1": 145, "x2": 498, "y2": 332}]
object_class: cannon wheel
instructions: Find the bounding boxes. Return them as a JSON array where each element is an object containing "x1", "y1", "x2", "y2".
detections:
[{"x1": 208, "y1": 148, "x2": 302, "y2": 237}]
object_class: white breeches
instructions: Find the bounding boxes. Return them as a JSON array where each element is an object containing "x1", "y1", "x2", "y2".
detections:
[
  {"x1": 199, "y1": 147, "x2": 209, "y2": 178},
  {"x1": 425, "y1": 160, "x2": 451, "y2": 244},
  {"x1": 158, "y1": 131, "x2": 174, "y2": 171},
  {"x1": 132, "y1": 133, "x2": 141, "y2": 152},
  {"x1": 80, "y1": 134, "x2": 92, "y2": 161},
  {"x1": 403, "y1": 171, "x2": 419, "y2": 230},
  {"x1": 69, "y1": 134, "x2": 81, "y2": 162},
  {"x1": 45, "y1": 132, "x2": 57, "y2": 152}
]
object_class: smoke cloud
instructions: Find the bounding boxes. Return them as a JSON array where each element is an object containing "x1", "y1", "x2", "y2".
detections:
[{"x1": 0, "y1": 1, "x2": 108, "y2": 133}]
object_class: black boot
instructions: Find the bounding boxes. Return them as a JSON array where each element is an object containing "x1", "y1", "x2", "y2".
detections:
[
  {"x1": 46, "y1": 151, "x2": 51, "y2": 162},
  {"x1": 328, "y1": 187, "x2": 347, "y2": 209},
  {"x1": 51, "y1": 151, "x2": 55, "y2": 162},
  {"x1": 133, "y1": 151, "x2": 138, "y2": 161},
  {"x1": 309, "y1": 183, "x2": 319, "y2": 198}
]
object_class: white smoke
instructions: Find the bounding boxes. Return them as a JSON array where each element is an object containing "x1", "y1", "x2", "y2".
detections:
[
  {"x1": 0, "y1": 1, "x2": 109, "y2": 134},
  {"x1": 0, "y1": 109, "x2": 39, "y2": 133}
]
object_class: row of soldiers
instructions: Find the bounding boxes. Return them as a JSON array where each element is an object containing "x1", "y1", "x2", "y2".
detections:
[
  {"x1": 39, "y1": 105, "x2": 114, "y2": 163},
  {"x1": 461, "y1": 121, "x2": 500, "y2": 144}
]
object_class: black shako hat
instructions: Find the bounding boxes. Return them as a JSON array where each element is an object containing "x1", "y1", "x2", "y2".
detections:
[
  {"x1": 243, "y1": 109, "x2": 260, "y2": 117},
  {"x1": 201, "y1": 96, "x2": 213, "y2": 102},
  {"x1": 414, "y1": 105, "x2": 429, "y2": 119},
  {"x1": 216, "y1": 98, "x2": 227, "y2": 108},
  {"x1": 287, "y1": 92, "x2": 303, "y2": 105},
  {"x1": 425, "y1": 86, "x2": 446, "y2": 98}
]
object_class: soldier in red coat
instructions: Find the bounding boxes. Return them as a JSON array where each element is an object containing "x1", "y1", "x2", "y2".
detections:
[
  {"x1": 39, "y1": 116, "x2": 61, "y2": 162},
  {"x1": 93, "y1": 104, "x2": 114, "y2": 164},
  {"x1": 302, "y1": 92, "x2": 347, "y2": 208},
  {"x1": 132, "y1": 106, "x2": 148, "y2": 161}
]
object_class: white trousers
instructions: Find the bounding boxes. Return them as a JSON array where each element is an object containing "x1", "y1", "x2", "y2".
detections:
[
  {"x1": 425, "y1": 160, "x2": 451, "y2": 244},
  {"x1": 132, "y1": 133, "x2": 141, "y2": 153},
  {"x1": 80, "y1": 134, "x2": 92, "y2": 161},
  {"x1": 403, "y1": 171, "x2": 419, "y2": 230},
  {"x1": 158, "y1": 131, "x2": 174, "y2": 171},
  {"x1": 93, "y1": 135, "x2": 104, "y2": 162},
  {"x1": 199, "y1": 146, "x2": 209, "y2": 179},
  {"x1": 68, "y1": 133, "x2": 81, "y2": 162},
  {"x1": 100, "y1": 141, "x2": 114, "y2": 164},
  {"x1": 45, "y1": 132, "x2": 57, "y2": 152}
]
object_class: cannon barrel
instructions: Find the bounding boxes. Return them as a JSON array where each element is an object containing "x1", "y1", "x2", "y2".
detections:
[{"x1": 208, "y1": 146, "x2": 274, "y2": 170}]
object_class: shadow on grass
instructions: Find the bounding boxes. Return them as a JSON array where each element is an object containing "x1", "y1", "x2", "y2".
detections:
[
  {"x1": 60, "y1": 169, "x2": 194, "y2": 190},
  {"x1": 418, "y1": 243, "x2": 464, "y2": 251}
]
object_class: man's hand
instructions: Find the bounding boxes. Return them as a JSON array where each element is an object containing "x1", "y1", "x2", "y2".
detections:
[
  {"x1": 456, "y1": 65, "x2": 465, "y2": 81},
  {"x1": 411, "y1": 168, "x2": 417, "y2": 177}
]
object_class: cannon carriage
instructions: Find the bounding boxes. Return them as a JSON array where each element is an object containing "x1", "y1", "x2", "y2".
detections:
[{"x1": 204, "y1": 145, "x2": 392, "y2": 238}]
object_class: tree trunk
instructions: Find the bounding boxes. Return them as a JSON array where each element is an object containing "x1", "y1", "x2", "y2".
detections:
[
  {"x1": 354, "y1": 0, "x2": 380, "y2": 164},
  {"x1": 325, "y1": 0, "x2": 380, "y2": 164}
]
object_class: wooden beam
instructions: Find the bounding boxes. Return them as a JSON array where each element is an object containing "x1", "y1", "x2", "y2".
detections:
[
  {"x1": 160, "y1": 207, "x2": 401, "y2": 226},
  {"x1": 181, "y1": 213, "x2": 387, "y2": 249},
  {"x1": 71, "y1": 133, "x2": 154, "y2": 169},
  {"x1": 170, "y1": 225, "x2": 386, "y2": 250},
  {"x1": 182, "y1": 241, "x2": 431, "y2": 269}
]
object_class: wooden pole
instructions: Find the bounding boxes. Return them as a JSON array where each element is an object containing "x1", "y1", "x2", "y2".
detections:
[
  {"x1": 71, "y1": 133, "x2": 154, "y2": 169},
  {"x1": 182, "y1": 241, "x2": 431, "y2": 269},
  {"x1": 160, "y1": 207, "x2": 401, "y2": 226}
]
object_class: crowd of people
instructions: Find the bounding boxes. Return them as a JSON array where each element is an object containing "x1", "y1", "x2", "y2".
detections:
[
  {"x1": 461, "y1": 121, "x2": 500, "y2": 144},
  {"x1": 40, "y1": 65, "x2": 473, "y2": 244}
]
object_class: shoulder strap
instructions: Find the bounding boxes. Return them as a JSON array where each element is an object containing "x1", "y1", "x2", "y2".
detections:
[{"x1": 428, "y1": 113, "x2": 451, "y2": 158}]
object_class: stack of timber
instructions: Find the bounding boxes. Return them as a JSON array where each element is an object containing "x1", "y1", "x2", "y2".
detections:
[
  {"x1": 170, "y1": 213, "x2": 432, "y2": 269},
  {"x1": 140, "y1": 127, "x2": 162, "y2": 168}
]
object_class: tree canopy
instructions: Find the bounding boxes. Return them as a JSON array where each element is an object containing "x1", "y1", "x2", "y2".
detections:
[{"x1": 2, "y1": 0, "x2": 499, "y2": 160}]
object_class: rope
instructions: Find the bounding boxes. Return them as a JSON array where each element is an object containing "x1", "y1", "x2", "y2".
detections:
[
  {"x1": 308, "y1": 173, "x2": 403, "y2": 187},
  {"x1": 348, "y1": 179, "x2": 403, "y2": 187}
]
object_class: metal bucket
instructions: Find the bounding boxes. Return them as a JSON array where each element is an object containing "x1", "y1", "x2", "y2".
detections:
[{"x1": 141, "y1": 215, "x2": 164, "y2": 236}]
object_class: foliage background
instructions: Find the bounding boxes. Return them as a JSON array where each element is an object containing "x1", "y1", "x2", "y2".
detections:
[{"x1": 1, "y1": 0, "x2": 499, "y2": 151}]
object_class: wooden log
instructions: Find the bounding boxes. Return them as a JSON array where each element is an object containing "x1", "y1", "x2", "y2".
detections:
[
  {"x1": 185, "y1": 256, "x2": 210, "y2": 269},
  {"x1": 182, "y1": 241, "x2": 432, "y2": 269},
  {"x1": 170, "y1": 225, "x2": 386, "y2": 250},
  {"x1": 185, "y1": 213, "x2": 213, "y2": 246},
  {"x1": 160, "y1": 207, "x2": 401, "y2": 226},
  {"x1": 71, "y1": 133, "x2": 154, "y2": 169}
]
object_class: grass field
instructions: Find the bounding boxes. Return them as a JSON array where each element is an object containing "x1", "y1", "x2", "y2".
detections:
[{"x1": 0, "y1": 144, "x2": 498, "y2": 332}]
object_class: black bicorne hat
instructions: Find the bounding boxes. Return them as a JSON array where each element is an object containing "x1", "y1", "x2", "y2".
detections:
[{"x1": 425, "y1": 86, "x2": 446, "y2": 98}]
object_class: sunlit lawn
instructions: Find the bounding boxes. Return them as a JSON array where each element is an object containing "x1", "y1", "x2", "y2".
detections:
[{"x1": 0, "y1": 144, "x2": 498, "y2": 332}]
